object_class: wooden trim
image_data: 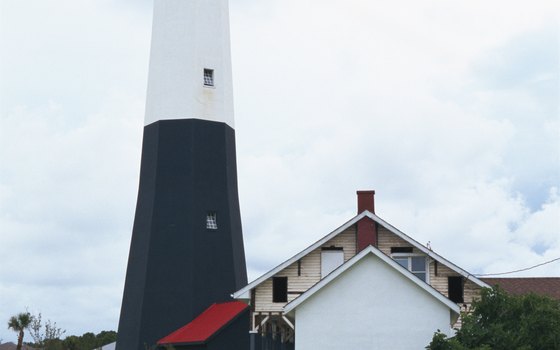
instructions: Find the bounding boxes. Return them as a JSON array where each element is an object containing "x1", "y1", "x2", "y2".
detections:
[
  {"x1": 259, "y1": 315, "x2": 270, "y2": 333},
  {"x1": 321, "y1": 246, "x2": 344, "y2": 251},
  {"x1": 282, "y1": 316, "x2": 295, "y2": 330}
]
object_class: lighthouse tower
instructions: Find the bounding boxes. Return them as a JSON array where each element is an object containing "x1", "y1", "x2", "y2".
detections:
[{"x1": 116, "y1": 0, "x2": 247, "y2": 349}]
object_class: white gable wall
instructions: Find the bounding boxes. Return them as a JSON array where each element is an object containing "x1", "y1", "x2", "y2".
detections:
[{"x1": 294, "y1": 254, "x2": 453, "y2": 350}]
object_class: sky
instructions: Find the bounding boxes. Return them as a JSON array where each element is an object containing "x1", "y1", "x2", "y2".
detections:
[{"x1": 0, "y1": 0, "x2": 559, "y2": 343}]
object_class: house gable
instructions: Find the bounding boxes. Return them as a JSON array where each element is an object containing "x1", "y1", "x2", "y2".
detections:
[
  {"x1": 372, "y1": 212, "x2": 489, "y2": 289},
  {"x1": 284, "y1": 246, "x2": 460, "y2": 315},
  {"x1": 254, "y1": 227, "x2": 356, "y2": 312},
  {"x1": 234, "y1": 211, "x2": 488, "y2": 303},
  {"x1": 233, "y1": 213, "x2": 365, "y2": 300},
  {"x1": 286, "y1": 247, "x2": 459, "y2": 350}
]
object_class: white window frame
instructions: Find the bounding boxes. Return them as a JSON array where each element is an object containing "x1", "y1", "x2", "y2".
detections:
[{"x1": 391, "y1": 253, "x2": 430, "y2": 283}]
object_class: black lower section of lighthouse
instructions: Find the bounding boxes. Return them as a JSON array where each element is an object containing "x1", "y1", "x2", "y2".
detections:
[{"x1": 116, "y1": 119, "x2": 248, "y2": 350}]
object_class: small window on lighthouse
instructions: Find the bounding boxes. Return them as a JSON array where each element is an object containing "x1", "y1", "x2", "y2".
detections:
[
  {"x1": 206, "y1": 212, "x2": 218, "y2": 229},
  {"x1": 203, "y1": 68, "x2": 214, "y2": 87}
]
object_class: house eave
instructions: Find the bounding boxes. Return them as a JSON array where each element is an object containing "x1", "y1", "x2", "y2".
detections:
[
  {"x1": 233, "y1": 210, "x2": 489, "y2": 300},
  {"x1": 366, "y1": 212, "x2": 490, "y2": 289},
  {"x1": 232, "y1": 212, "x2": 369, "y2": 299},
  {"x1": 283, "y1": 245, "x2": 461, "y2": 315}
]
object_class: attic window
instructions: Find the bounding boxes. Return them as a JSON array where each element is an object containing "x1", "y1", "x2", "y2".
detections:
[
  {"x1": 321, "y1": 249, "x2": 344, "y2": 278},
  {"x1": 206, "y1": 212, "x2": 218, "y2": 230},
  {"x1": 448, "y1": 276, "x2": 464, "y2": 303},
  {"x1": 391, "y1": 247, "x2": 413, "y2": 254},
  {"x1": 203, "y1": 68, "x2": 214, "y2": 87},
  {"x1": 272, "y1": 277, "x2": 288, "y2": 303},
  {"x1": 393, "y1": 255, "x2": 427, "y2": 282}
]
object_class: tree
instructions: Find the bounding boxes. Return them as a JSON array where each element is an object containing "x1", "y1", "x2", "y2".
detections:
[
  {"x1": 7, "y1": 312, "x2": 32, "y2": 350},
  {"x1": 29, "y1": 312, "x2": 66, "y2": 350},
  {"x1": 427, "y1": 287, "x2": 560, "y2": 350},
  {"x1": 61, "y1": 335, "x2": 80, "y2": 350},
  {"x1": 79, "y1": 332, "x2": 97, "y2": 350},
  {"x1": 94, "y1": 331, "x2": 117, "y2": 348},
  {"x1": 58, "y1": 330, "x2": 117, "y2": 350}
]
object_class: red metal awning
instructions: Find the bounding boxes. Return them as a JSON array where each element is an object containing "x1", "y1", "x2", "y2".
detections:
[{"x1": 157, "y1": 301, "x2": 248, "y2": 345}]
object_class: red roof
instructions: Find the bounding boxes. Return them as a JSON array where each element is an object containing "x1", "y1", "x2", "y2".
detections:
[
  {"x1": 158, "y1": 301, "x2": 248, "y2": 345},
  {"x1": 482, "y1": 278, "x2": 560, "y2": 300}
]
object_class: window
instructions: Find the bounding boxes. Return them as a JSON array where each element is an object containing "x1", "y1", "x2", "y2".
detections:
[
  {"x1": 321, "y1": 248, "x2": 344, "y2": 278},
  {"x1": 448, "y1": 276, "x2": 464, "y2": 303},
  {"x1": 391, "y1": 247, "x2": 413, "y2": 254},
  {"x1": 272, "y1": 277, "x2": 288, "y2": 302},
  {"x1": 203, "y1": 68, "x2": 214, "y2": 87},
  {"x1": 393, "y1": 255, "x2": 427, "y2": 282},
  {"x1": 206, "y1": 212, "x2": 217, "y2": 229}
]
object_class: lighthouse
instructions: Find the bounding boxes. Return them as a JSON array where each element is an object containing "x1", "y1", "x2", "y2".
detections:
[{"x1": 116, "y1": 0, "x2": 247, "y2": 349}]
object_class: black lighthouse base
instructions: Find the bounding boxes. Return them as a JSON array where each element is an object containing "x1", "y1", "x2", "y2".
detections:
[{"x1": 117, "y1": 119, "x2": 248, "y2": 350}]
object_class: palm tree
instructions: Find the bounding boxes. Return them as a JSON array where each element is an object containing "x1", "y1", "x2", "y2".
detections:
[{"x1": 8, "y1": 312, "x2": 32, "y2": 350}]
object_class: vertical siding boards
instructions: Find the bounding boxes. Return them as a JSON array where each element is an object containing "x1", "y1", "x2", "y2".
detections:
[{"x1": 254, "y1": 228, "x2": 357, "y2": 312}]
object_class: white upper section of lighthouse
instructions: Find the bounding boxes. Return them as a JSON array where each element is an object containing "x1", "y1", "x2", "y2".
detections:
[{"x1": 144, "y1": 0, "x2": 235, "y2": 128}]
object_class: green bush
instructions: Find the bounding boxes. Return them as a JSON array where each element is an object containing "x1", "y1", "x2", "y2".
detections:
[{"x1": 427, "y1": 287, "x2": 560, "y2": 350}]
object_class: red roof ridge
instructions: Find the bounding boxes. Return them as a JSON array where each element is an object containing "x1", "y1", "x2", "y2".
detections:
[{"x1": 158, "y1": 301, "x2": 248, "y2": 345}]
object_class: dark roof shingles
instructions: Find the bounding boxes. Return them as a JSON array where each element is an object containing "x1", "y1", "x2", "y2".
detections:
[{"x1": 481, "y1": 277, "x2": 560, "y2": 300}]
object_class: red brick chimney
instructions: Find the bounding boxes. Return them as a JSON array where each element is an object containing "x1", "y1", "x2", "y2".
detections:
[{"x1": 357, "y1": 190, "x2": 377, "y2": 251}]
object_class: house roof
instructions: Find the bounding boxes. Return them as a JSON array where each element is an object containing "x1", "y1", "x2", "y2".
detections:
[
  {"x1": 233, "y1": 210, "x2": 489, "y2": 299},
  {"x1": 157, "y1": 301, "x2": 248, "y2": 345},
  {"x1": 283, "y1": 245, "x2": 461, "y2": 316},
  {"x1": 482, "y1": 278, "x2": 560, "y2": 300}
]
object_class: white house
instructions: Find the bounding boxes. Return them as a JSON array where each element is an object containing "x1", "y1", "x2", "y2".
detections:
[
  {"x1": 284, "y1": 246, "x2": 459, "y2": 350},
  {"x1": 96, "y1": 342, "x2": 115, "y2": 350},
  {"x1": 233, "y1": 190, "x2": 490, "y2": 349}
]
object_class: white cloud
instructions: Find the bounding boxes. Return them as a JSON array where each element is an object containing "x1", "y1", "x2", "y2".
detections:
[
  {"x1": 233, "y1": 0, "x2": 558, "y2": 277},
  {"x1": 0, "y1": 0, "x2": 151, "y2": 341},
  {"x1": 1, "y1": 0, "x2": 559, "y2": 343},
  {"x1": 0, "y1": 91, "x2": 143, "y2": 338}
]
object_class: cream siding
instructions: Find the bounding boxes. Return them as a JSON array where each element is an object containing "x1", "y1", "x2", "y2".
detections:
[
  {"x1": 377, "y1": 226, "x2": 423, "y2": 255},
  {"x1": 429, "y1": 255, "x2": 481, "y2": 304},
  {"x1": 254, "y1": 228, "x2": 356, "y2": 312},
  {"x1": 379, "y1": 226, "x2": 482, "y2": 302},
  {"x1": 464, "y1": 279, "x2": 481, "y2": 304},
  {"x1": 253, "y1": 222, "x2": 483, "y2": 318}
]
